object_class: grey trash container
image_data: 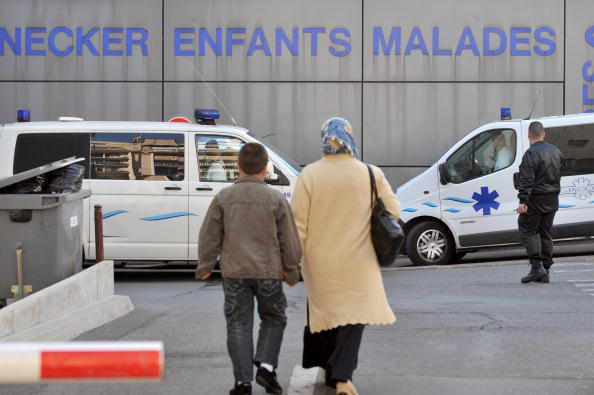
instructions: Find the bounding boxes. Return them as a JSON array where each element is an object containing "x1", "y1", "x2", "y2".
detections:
[{"x1": 0, "y1": 157, "x2": 91, "y2": 304}]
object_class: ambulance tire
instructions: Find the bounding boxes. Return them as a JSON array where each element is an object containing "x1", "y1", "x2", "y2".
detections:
[
  {"x1": 452, "y1": 252, "x2": 467, "y2": 262},
  {"x1": 406, "y1": 221, "x2": 455, "y2": 266}
]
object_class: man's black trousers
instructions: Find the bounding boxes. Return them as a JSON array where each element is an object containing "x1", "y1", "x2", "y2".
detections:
[{"x1": 518, "y1": 198, "x2": 558, "y2": 268}]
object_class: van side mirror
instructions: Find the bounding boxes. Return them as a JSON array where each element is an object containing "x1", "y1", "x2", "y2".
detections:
[
  {"x1": 265, "y1": 161, "x2": 279, "y2": 183},
  {"x1": 513, "y1": 172, "x2": 520, "y2": 190},
  {"x1": 439, "y1": 163, "x2": 450, "y2": 185}
]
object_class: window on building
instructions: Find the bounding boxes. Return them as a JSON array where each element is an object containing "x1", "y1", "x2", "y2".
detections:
[
  {"x1": 445, "y1": 129, "x2": 516, "y2": 184},
  {"x1": 196, "y1": 135, "x2": 245, "y2": 182},
  {"x1": 13, "y1": 133, "x2": 91, "y2": 177},
  {"x1": 91, "y1": 133, "x2": 184, "y2": 181},
  {"x1": 544, "y1": 123, "x2": 594, "y2": 176}
]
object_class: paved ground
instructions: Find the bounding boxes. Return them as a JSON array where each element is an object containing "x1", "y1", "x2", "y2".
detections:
[{"x1": 1, "y1": 245, "x2": 594, "y2": 394}]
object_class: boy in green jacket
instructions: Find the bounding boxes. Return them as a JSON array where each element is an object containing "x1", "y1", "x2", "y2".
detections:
[{"x1": 196, "y1": 142, "x2": 301, "y2": 395}]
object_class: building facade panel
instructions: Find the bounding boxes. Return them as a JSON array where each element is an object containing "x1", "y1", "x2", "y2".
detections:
[
  {"x1": 566, "y1": 0, "x2": 594, "y2": 114},
  {"x1": 0, "y1": 0, "x2": 162, "y2": 81},
  {"x1": 365, "y1": 0, "x2": 564, "y2": 82},
  {"x1": 164, "y1": 82, "x2": 362, "y2": 165},
  {"x1": 0, "y1": 82, "x2": 163, "y2": 122},
  {"x1": 363, "y1": 82, "x2": 564, "y2": 166},
  {"x1": 164, "y1": 0, "x2": 362, "y2": 81}
]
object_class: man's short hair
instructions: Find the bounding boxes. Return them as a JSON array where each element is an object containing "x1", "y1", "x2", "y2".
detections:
[
  {"x1": 238, "y1": 143, "x2": 268, "y2": 175},
  {"x1": 528, "y1": 121, "x2": 545, "y2": 138}
]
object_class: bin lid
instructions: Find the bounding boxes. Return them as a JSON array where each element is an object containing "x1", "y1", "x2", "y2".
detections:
[{"x1": 0, "y1": 157, "x2": 85, "y2": 190}]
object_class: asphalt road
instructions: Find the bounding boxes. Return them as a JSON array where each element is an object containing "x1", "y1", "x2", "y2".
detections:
[{"x1": 1, "y1": 245, "x2": 594, "y2": 395}]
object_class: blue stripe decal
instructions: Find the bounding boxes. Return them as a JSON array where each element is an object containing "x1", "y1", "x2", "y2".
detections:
[
  {"x1": 444, "y1": 208, "x2": 462, "y2": 213},
  {"x1": 140, "y1": 212, "x2": 198, "y2": 221},
  {"x1": 443, "y1": 197, "x2": 474, "y2": 203},
  {"x1": 402, "y1": 208, "x2": 418, "y2": 212},
  {"x1": 102, "y1": 210, "x2": 128, "y2": 219},
  {"x1": 422, "y1": 202, "x2": 439, "y2": 207},
  {"x1": 558, "y1": 204, "x2": 575, "y2": 209}
]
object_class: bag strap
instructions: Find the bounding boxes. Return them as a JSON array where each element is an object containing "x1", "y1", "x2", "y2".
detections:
[{"x1": 366, "y1": 164, "x2": 378, "y2": 208}]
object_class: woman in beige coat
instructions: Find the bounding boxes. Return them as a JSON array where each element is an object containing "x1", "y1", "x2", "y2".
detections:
[{"x1": 291, "y1": 117, "x2": 401, "y2": 395}]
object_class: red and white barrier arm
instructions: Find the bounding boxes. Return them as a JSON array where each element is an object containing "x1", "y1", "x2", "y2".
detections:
[{"x1": 0, "y1": 342, "x2": 164, "y2": 383}]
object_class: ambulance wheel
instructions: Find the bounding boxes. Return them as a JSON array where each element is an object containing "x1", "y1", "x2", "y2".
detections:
[{"x1": 406, "y1": 221, "x2": 454, "y2": 266}]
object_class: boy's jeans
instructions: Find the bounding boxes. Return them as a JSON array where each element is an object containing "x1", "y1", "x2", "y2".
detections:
[{"x1": 223, "y1": 278, "x2": 288, "y2": 383}]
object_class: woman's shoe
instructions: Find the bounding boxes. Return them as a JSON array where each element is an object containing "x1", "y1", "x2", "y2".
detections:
[{"x1": 336, "y1": 380, "x2": 358, "y2": 395}]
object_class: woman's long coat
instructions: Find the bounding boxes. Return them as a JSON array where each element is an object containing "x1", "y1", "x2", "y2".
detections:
[{"x1": 291, "y1": 154, "x2": 401, "y2": 333}]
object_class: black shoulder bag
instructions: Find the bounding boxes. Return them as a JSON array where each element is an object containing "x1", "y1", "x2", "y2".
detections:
[{"x1": 366, "y1": 164, "x2": 405, "y2": 267}]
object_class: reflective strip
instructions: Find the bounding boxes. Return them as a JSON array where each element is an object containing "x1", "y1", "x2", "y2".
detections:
[
  {"x1": 0, "y1": 349, "x2": 40, "y2": 382},
  {"x1": 41, "y1": 350, "x2": 162, "y2": 380}
]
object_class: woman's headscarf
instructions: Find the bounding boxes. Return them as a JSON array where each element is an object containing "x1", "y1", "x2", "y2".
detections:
[{"x1": 321, "y1": 117, "x2": 360, "y2": 159}]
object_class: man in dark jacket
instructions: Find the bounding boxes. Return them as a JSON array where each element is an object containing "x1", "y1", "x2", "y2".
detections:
[{"x1": 517, "y1": 121, "x2": 563, "y2": 284}]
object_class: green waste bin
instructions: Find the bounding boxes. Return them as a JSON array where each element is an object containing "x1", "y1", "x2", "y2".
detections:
[{"x1": 0, "y1": 157, "x2": 91, "y2": 305}]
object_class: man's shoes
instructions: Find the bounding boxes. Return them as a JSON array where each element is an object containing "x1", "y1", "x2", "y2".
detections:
[
  {"x1": 256, "y1": 367, "x2": 283, "y2": 394},
  {"x1": 336, "y1": 380, "x2": 359, "y2": 395},
  {"x1": 536, "y1": 273, "x2": 550, "y2": 283},
  {"x1": 521, "y1": 260, "x2": 548, "y2": 284},
  {"x1": 229, "y1": 382, "x2": 252, "y2": 395}
]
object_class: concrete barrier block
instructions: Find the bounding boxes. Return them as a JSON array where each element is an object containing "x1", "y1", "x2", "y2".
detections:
[
  {"x1": 0, "y1": 310, "x2": 13, "y2": 338},
  {"x1": 0, "y1": 260, "x2": 120, "y2": 340},
  {"x1": 96, "y1": 261, "x2": 115, "y2": 300},
  {"x1": 11, "y1": 296, "x2": 41, "y2": 332},
  {"x1": 1, "y1": 295, "x2": 134, "y2": 342}
]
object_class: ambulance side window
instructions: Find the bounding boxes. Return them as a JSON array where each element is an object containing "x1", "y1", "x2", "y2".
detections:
[
  {"x1": 196, "y1": 135, "x2": 245, "y2": 182},
  {"x1": 544, "y1": 123, "x2": 594, "y2": 176},
  {"x1": 90, "y1": 133, "x2": 185, "y2": 181},
  {"x1": 445, "y1": 129, "x2": 516, "y2": 184},
  {"x1": 13, "y1": 133, "x2": 91, "y2": 177}
]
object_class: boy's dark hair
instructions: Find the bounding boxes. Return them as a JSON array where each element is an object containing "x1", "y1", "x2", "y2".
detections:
[
  {"x1": 239, "y1": 143, "x2": 268, "y2": 175},
  {"x1": 528, "y1": 121, "x2": 545, "y2": 138}
]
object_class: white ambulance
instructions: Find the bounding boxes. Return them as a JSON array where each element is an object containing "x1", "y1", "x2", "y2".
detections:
[
  {"x1": 397, "y1": 111, "x2": 594, "y2": 266},
  {"x1": 0, "y1": 110, "x2": 301, "y2": 264}
]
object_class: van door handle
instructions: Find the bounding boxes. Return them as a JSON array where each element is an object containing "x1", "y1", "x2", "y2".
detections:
[
  {"x1": 196, "y1": 187, "x2": 213, "y2": 191},
  {"x1": 164, "y1": 186, "x2": 182, "y2": 191}
]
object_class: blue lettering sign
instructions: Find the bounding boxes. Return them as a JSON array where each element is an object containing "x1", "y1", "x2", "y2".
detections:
[
  {"x1": 373, "y1": 27, "x2": 401, "y2": 55},
  {"x1": 275, "y1": 28, "x2": 298, "y2": 56},
  {"x1": 126, "y1": 28, "x2": 148, "y2": 56},
  {"x1": 103, "y1": 28, "x2": 124, "y2": 56},
  {"x1": 226, "y1": 28, "x2": 246, "y2": 56},
  {"x1": 432, "y1": 27, "x2": 452, "y2": 55},
  {"x1": 534, "y1": 27, "x2": 555, "y2": 56},
  {"x1": 25, "y1": 27, "x2": 46, "y2": 56},
  {"x1": 329, "y1": 28, "x2": 351, "y2": 57},
  {"x1": 76, "y1": 28, "x2": 99, "y2": 56},
  {"x1": 483, "y1": 27, "x2": 506, "y2": 56},
  {"x1": 0, "y1": 28, "x2": 21, "y2": 55},
  {"x1": 48, "y1": 27, "x2": 73, "y2": 57},
  {"x1": 583, "y1": 84, "x2": 594, "y2": 105},
  {"x1": 510, "y1": 27, "x2": 531, "y2": 56},
  {"x1": 586, "y1": 26, "x2": 594, "y2": 47},
  {"x1": 247, "y1": 28, "x2": 271, "y2": 56},
  {"x1": 405, "y1": 27, "x2": 428, "y2": 55},
  {"x1": 303, "y1": 27, "x2": 325, "y2": 56},
  {"x1": 584, "y1": 62, "x2": 594, "y2": 82},
  {"x1": 199, "y1": 28, "x2": 222, "y2": 56},
  {"x1": 174, "y1": 28, "x2": 195, "y2": 56},
  {"x1": 455, "y1": 27, "x2": 479, "y2": 56}
]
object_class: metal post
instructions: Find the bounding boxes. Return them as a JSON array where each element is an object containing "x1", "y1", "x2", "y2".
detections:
[
  {"x1": 15, "y1": 243, "x2": 23, "y2": 301},
  {"x1": 94, "y1": 205, "x2": 104, "y2": 263}
]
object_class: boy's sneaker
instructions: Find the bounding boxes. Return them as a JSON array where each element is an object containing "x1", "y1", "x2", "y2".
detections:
[
  {"x1": 229, "y1": 382, "x2": 252, "y2": 395},
  {"x1": 256, "y1": 367, "x2": 283, "y2": 394}
]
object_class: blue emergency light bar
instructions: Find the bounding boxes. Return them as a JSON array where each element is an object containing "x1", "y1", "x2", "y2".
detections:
[
  {"x1": 500, "y1": 107, "x2": 512, "y2": 120},
  {"x1": 17, "y1": 109, "x2": 30, "y2": 122},
  {"x1": 195, "y1": 109, "x2": 220, "y2": 125}
]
